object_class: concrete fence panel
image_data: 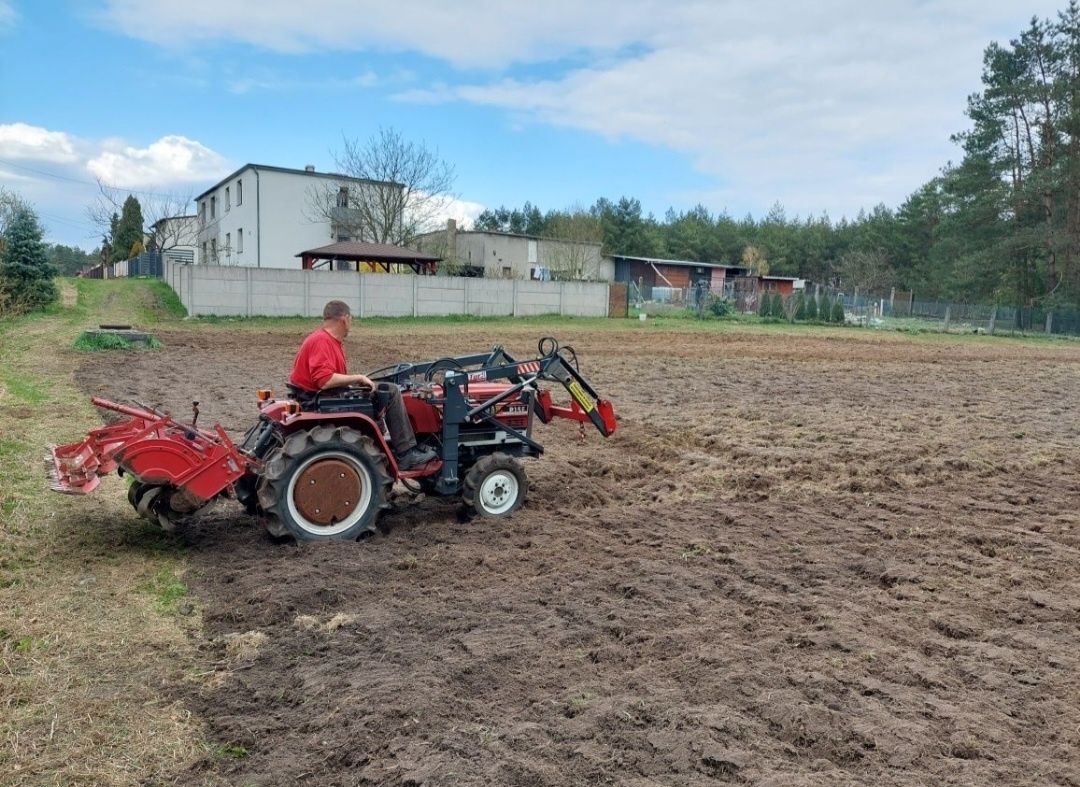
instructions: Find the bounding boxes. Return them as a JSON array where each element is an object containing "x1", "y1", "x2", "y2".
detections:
[
  {"x1": 417, "y1": 278, "x2": 466, "y2": 316},
  {"x1": 363, "y1": 275, "x2": 414, "y2": 318},
  {"x1": 515, "y1": 280, "x2": 563, "y2": 316},
  {"x1": 465, "y1": 279, "x2": 515, "y2": 316},
  {"x1": 163, "y1": 261, "x2": 611, "y2": 319}
]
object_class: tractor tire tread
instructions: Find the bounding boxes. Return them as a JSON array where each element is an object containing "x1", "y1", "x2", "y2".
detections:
[
  {"x1": 461, "y1": 452, "x2": 528, "y2": 518},
  {"x1": 257, "y1": 426, "x2": 391, "y2": 541}
]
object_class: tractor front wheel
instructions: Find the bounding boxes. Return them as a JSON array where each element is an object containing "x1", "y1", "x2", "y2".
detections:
[
  {"x1": 462, "y1": 453, "x2": 528, "y2": 518},
  {"x1": 257, "y1": 426, "x2": 391, "y2": 542}
]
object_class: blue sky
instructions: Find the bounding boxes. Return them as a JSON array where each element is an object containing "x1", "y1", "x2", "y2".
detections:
[{"x1": 0, "y1": 0, "x2": 1067, "y2": 248}]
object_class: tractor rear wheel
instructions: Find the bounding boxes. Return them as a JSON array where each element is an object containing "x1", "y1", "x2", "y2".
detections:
[
  {"x1": 462, "y1": 453, "x2": 528, "y2": 518},
  {"x1": 256, "y1": 426, "x2": 391, "y2": 542}
]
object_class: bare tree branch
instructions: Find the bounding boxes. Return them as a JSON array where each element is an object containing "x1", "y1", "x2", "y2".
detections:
[{"x1": 306, "y1": 127, "x2": 456, "y2": 247}]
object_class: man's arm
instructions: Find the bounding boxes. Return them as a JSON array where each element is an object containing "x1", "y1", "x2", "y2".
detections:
[{"x1": 321, "y1": 372, "x2": 374, "y2": 390}]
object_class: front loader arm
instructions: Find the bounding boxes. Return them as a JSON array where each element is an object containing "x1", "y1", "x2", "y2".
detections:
[
  {"x1": 533, "y1": 352, "x2": 617, "y2": 437},
  {"x1": 447, "y1": 339, "x2": 617, "y2": 438}
]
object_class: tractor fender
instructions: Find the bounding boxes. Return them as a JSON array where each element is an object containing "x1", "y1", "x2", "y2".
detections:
[{"x1": 277, "y1": 412, "x2": 398, "y2": 471}]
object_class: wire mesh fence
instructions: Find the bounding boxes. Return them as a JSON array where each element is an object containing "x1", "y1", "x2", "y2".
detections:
[
  {"x1": 837, "y1": 291, "x2": 1080, "y2": 336},
  {"x1": 628, "y1": 277, "x2": 1080, "y2": 337}
]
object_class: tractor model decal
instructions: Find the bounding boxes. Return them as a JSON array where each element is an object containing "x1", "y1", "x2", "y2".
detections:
[{"x1": 566, "y1": 380, "x2": 595, "y2": 412}]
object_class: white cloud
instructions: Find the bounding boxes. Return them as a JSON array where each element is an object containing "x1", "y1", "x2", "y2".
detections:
[
  {"x1": 0, "y1": 123, "x2": 79, "y2": 163},
  {"x1": 0, "y1": 1, "x2": 16, "y2": 31},
  {"x1": 87, "y1": 1, "x2": 1072, "y2": 216},
  {"x1": 426, "y1": 196, "x2": 486, "y2": 231},
  {"x1": 86, "y1": 135, "x2": 231, "y2": 187},
  {"x1": 0, "y1": 123, "x2": 232, "y2": 244},
  {"x1": 95, "y1": 0, "x2": 667, "y2": 68},
  {"x1": 396, "y1": 1, "x2": 1067, "y2": 216},
  {"x1": 227, "y1": 70, "x2": 380, "y2": 95}
]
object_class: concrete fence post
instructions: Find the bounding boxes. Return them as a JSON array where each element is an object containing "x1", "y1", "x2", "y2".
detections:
[
  {"x1": 559, "y1": 282, "x2": 565, "y2": 316},
  {"x1": 988, "y1": 307, "x2": 997, "y2": 335},
  {"x1": 463, "y1": 277, "x2": 470, "y2": 316},
  {"x1": 944, "y1": 304, "x2": 951, "y2": 331},
  {"x1": 412, "y1": 275, "x2": 419, "y2": 318},
  {"x1": 357, "y1": 274, "x2": 364, "y2": 318},
  {"x1": 245, "y1": 267, "x2": 253, "y2": 317},
  {"x1": 303, "y1": 271, "x2": 311, "y2": 317},
  {"x1": 512, "y1": 279, "x2": 519, "y2": 317},
  {"x1": 1046, "y1": 312, "x2": 1053, "y2": 334}
]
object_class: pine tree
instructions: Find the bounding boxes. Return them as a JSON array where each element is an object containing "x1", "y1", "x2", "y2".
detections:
[
  {"x1": 793, "y1": 291, "x2": 807, "y2": 321},
  {"x1": 111, "y1": 195, "x2": 144, "y2": 262},
  {"x1": 770, "y1": 292, "x2": 785, "y2": 318},
  {"x1": 0, "y1": 204, "x2": 57, "y2": 313}
]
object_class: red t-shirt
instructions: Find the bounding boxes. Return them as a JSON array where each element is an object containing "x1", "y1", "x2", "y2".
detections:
[{"x1": 289, "y1": 328, "x2": 347, "y2": 392}]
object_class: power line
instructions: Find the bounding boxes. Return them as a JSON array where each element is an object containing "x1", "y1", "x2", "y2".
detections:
[
  {"x1": 37, "y1": 211, "x2": 98, "y2": 231},
  {"x1": 0, "y1": 157, "x2": 198, "y2": 200}
]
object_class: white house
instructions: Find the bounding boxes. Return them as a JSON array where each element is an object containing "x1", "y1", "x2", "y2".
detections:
[
  {"x1": 148, "y1": 215, "x2": 199, "y2": 265},
  {"x1": 194, "y1": 164, "x2": 402, "y2": 269},
  {"x1": 414, "y1": 220, "x2": 613, "y2": 281}
]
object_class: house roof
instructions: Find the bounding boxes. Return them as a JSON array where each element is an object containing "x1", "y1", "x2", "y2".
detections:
[
  {"x1": 415, "y1": 227, "x2": 603, "y2": 247},
  {"x1": 462, "y1": 229, "x2": 603, "y2": 246},
  {"x1": 296, "y1": 242, "x2": 442, "y2": 263},
  {"x1": 194, "y1": 163, "x2": 400, "y2": 201},
  {"x1": 150, "y1": 215, "x2": 196, "y2": 227},
  {"x1": 610, "y1": 254, "x2": 745, "y2": 270},
  {"x1": 760, "y1": 275, "x2": 800, "y2": 281}
]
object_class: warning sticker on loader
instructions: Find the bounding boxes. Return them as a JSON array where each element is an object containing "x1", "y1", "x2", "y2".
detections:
[{"x1": 567, "y1": 381, "x2": 595, "y2": 412}]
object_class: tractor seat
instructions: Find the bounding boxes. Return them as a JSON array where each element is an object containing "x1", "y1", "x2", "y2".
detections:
[{"x1": 285, "y1": 382, "x2": 377, "y2": 416}]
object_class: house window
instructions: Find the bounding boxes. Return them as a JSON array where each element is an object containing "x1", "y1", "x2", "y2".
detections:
[
  {"x1": 202, "y1": 241, "x2": 207, "y2": 261},
  {"x1": 236, "y1": 179, "x2": 243, "y2": 206},
  {"x1": 210, "y1": 237, "x2": 217, "y2": 262},
  {"x1": 210, "y1": 196, "x2": 216, "y2": 219},
  {"x1": 225, "y1": 232, "x2": 231, "y2": 259},
  {"x1": 199, "y1": 201, "x2": 206, "y2": 225},
  {"x1": 336, "y1": 187, "x2": 349, "y2": 208},
  {"x1": 527, "y1": 240, "x2": 537, "y2": 264},
  {"x1": 502, "y1": 266, "x2": 512, "y2": 278},
  {"x1": 237, "y1": 228, "x2": 243, "y2": 253},
  {"x1": 225, "y1": 187, "x2": 231, "y2": 211}
]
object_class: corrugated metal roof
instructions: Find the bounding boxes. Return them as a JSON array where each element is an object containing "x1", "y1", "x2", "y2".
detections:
[
  {"x1": 296, "y1": 242, "x2": 442, "y2": 262},
  {"x1": 610, "y1": 254, "x2": 745, "y2": 270}
]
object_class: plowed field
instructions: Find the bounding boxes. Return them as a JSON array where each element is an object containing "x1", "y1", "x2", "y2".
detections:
[{"x1": 74, "y1": 324, "x2": 1080, "y2": 786}]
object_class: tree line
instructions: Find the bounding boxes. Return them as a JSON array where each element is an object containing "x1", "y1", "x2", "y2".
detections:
[
  {"x1": 7, "y1": 6, "x2": 1080, "y2": 315},
  {"x1": 477, "y1": 3, "x2": 1080, "y2": 310}
]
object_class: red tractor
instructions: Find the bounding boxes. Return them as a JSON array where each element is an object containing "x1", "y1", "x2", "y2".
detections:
[{"x1": 48, "y1": 338, "x2": 616, "y2": 542}]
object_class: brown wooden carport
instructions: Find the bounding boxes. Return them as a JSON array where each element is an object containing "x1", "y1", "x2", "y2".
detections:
[{"x1": 297, "y1": 242, "x2": 442, "y2": 275}]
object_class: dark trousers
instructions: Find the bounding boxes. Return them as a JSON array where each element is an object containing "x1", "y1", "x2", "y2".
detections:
[
  {"x1": 380, "y1": 383, "x2": 417, "y2": 454},
  {"x1": 293, "y1": 383, "x2": 417, "y2": 454}
]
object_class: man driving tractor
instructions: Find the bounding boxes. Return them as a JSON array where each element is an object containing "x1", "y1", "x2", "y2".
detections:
[{"x1": 288, "y1": 300, "x2": 436, "y2": 470}]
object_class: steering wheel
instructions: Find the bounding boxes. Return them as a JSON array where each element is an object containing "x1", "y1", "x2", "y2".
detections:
[
  {"x1": 368, "y1": 362, "x2": 414, "y2": 380},
  {"x1": 423, "y1": 358, "x2": 466, "y2": 382}
]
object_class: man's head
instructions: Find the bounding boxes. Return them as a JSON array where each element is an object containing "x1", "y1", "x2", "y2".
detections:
[{"x1": 322, "y1": 300, "x2": 353, "y2": 337}]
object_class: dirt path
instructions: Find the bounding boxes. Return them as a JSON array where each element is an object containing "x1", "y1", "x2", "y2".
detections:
[{"x1": 74, "y1": 325, "x2": 1080, "y2": 785}]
